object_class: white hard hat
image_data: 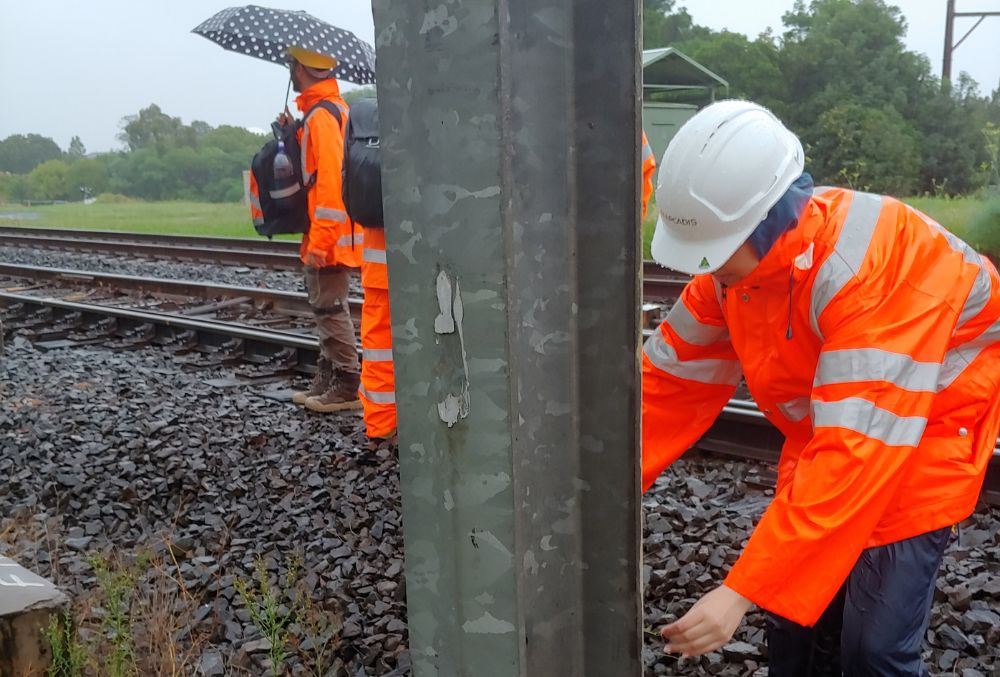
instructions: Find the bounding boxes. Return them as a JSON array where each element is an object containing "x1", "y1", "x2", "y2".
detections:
[{"x1": 651, "y1": 100, "x2": 804, "y2": 275}]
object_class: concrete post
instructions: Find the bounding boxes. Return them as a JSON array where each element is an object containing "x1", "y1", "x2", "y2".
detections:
[
  {"x1": 372, "y1": 0, "x2": 643, "y2": 674},
  {"x1": 0, "y1": 556, "x2": 69, "y2": 677}
]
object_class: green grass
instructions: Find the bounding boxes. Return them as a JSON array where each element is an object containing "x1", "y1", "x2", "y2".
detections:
[
  {"x1": 0, "y1": 194, "x2": 985, "y2": 255},
  {"x1": 902, "y1": 195, "x2": 981, "y2": 238},
  {"x1": 0, "y1": 200, "x2": 300, "y2": 240},
  {"x1": 642, "y1": 194, "x2": 986, "y2": 260}
]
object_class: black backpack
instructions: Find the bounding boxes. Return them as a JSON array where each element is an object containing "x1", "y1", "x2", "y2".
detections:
[
  {"x1": 249, "y1": 105, "x2": 325, "y2": 238},
  {"x1": 250, "y1": 99, "x2": 383, "y2": 237},
  {"x1": 342, "y1": 98, "x2": 384, "y2": 229}
]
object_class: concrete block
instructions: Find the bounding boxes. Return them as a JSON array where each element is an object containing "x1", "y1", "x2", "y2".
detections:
[{"x1": 0, "y1": 556, "x2": 70, "y2": 677}]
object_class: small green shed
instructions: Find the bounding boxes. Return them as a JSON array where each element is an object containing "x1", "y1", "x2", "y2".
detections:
[{"x1": 642, "y1": 48, "x2": 729, "y2": 163}]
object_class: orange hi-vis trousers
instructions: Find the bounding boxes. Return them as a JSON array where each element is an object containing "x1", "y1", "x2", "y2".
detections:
[{"x1": 359, "y1": 227, "x2": 397, "y2": 439}]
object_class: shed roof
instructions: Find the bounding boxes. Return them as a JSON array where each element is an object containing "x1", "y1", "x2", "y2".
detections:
[{"x1": 642, "y1": 47, "x2": 728, "y2": 92}]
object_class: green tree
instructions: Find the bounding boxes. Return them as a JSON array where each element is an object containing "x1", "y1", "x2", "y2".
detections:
[
  {"x1": 643, "y1": 0, "x2": 710, "y2": 48},
  {"x1": 64, "y1": 157, "x2": 110, "y2": 198},
  {"x1": 674, "y1": 30, "x2": 787, "y2": 113},
  {"x1": 343, "y1": 86, "x2": 377, "y2": 105},
  {"x1": 200, "y1": 125, "x2": 268, "y2": 156},
  {"x1": 910, "y1": 73, "x2": 991, "y2": 195},
  {"x1": 67, "y1": 135, "x2": 87, "y2": 158},
  {"x1": 778, "y1": 0, "x2": 931, "y2": 132},
  {"x1": 112, "y1": 149, "x2": 171, "y2": 199},
  {"x1": 808, "y1": 102, "x2": 921, "y2": 195},
  {"x1": 0, "y1": 134, "x2": 63, "y2": 174},
  {"x1": 117, "y1": 104, "x2": 197, "y2": 152},
  {"x1": 27, "y1": 159, "x2": 71, "y2": 200},
  {"x1": 0, "y1": 173, "x2": 28, "y2": 202},
  {"x1": 190, "y1": 120, "x2": 213, "y2": 137}
]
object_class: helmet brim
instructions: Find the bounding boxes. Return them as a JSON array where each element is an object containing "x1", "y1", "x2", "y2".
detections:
[{"x1": 650, "y1": 214, "x2": 755, "y2": 276}]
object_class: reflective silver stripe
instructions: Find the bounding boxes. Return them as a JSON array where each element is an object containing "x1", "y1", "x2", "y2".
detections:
[
  {"x1": 642, "y1": 142, "x2": 653, "y2": 161},
  {"x1": 958, "y1": 263, "x2": 994, "y2": 327},
  {"x1": 301, "y1": 102, "x2": 347, "y2": 185},
  {"x1": 776, "y1": 397, "x2": 810, "y2": 423},
  {"x1": 809, "y1": 192, "x2": 884, "y2": 338},
  {"x1": 359, "y1": 385, "x2": 396, "y2": 404},
  {"x1": 316, "y1": 207, "x2": 348, "y2": 222},
  {"x1": 249, "y1": 192, "x2": 261, "y2": 210},
  {"x1": 252, "y1": 217, "x2": 264, "y2": 226},
  {"x1": 812, "y1": 397, "x2": 927, "y2": 447},
  {"x1": 815, "y1": 348, "x2": 939, "y2": 393},
  {"x1": 363, "y1": 347, "x2": 393, "y2": 361},
  {"x1": 813, "y1": 186, "x2": 835, "y2": 196},
  {"x1": 363, "y1": 247, "x2": 387, "y2": 264},
  {"x1": 666, "y1": 297, "x2": 729, "y2": 346},
  {"x1": 270, "y1": 184, "x2": 301, "y2": 199},
  {"x1": 337, "y1": 233, "x2": 362, "y2": 247},
  {"x1": 939, "y1": 317, "x2": 1000, "y2": 389},
  {"x1": 642, "y1": 329, "x2": 741, "y2": 386},
  {"x1": 301, "y1": 122, "x2": 311, "y2": 183},
  {"x1": 912, "y1": 208, "x2": 993, "y2": 328}
]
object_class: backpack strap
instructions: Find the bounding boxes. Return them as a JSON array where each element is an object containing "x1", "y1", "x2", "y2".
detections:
[{"x1": 299, "y1": 100, "x2": 347, "y2": 185}]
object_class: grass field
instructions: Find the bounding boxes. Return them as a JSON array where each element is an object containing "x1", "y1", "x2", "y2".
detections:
[
  {"x1": 0, "y1": 195, "x2": 985, "y2": 256},
  {"x1": 0, "y1": 200, "x2": 300, "y2": 240},
  {"x1": 642, "y1": 194, "x2": 984, "y2": 259}
]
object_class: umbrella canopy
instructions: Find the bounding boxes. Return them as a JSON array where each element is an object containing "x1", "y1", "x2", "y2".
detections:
[{"x1": 192, "y1": 5, "x2": 375, "y2": 85}]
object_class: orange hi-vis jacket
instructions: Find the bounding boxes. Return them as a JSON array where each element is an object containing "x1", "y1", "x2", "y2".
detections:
[
  {"x1": 295, "y1": 79, "x2": 364, "y2": 268},
  {"x1": 248, "y1": 176, "x2": 264, "y2": 231},
  {"x1": 642, "y1": 132, "x2": 656, "y2": 219},
  {"x1": 359, "y1": 226, "x2": 397, "y2": 438},
  {"x1": 642, "y1": 187, "x2": 1000, "y2": 626}
]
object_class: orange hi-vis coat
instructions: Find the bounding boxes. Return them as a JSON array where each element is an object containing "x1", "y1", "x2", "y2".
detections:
[
  {"x1": 359, "y1": 226, "x2": 397, "y2": 438},
  {"x1": 642, "y1": 132, "x2": 655, "y2": 219},
  {"x1": 642, "y1": 187, "x2": 1000, "y2": 626},
  {"x1": 295, "y1": 79, "x2": 364, "y2": 268},
  {"x1": 248, "y1": 176, "x2": 264, "y2": 230}
]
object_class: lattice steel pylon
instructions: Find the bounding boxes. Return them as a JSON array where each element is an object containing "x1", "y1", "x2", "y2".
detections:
[{"x1": 943, "y1": 0, "x2": 1000, "y2": 86}]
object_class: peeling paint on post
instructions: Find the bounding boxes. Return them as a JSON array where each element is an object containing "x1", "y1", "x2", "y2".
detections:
[{"x1": 372, "y1": 0, "x2": 642, "y2": 674}]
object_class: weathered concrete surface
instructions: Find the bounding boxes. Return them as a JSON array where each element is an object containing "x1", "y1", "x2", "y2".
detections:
[{"x1": 0, "y1": 556, "x2": 69, "y2": 677}]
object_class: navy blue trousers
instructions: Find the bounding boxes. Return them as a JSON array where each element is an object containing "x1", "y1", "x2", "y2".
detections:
[{"x1": 766, "y1": 526, "x2": 952, "y2": 677}]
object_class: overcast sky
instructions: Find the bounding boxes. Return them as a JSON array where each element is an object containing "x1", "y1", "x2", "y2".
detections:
[{"x1": 1, "y1": 1, "x2": 997, "y2": 154}]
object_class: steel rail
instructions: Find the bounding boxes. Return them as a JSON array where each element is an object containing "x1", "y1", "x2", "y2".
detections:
[
  {"x1": 0, "y1": 232, "x2": 301, "y2": 270},
  {"x1": 0, "y1": 229, "x2": 692, "y2": 290},
  {"x1": 0, "y1": 262, "x2": 365, "y2": 320},
  {"x1": 0, "y1": 226, "x2": 300, "y2": 252}
]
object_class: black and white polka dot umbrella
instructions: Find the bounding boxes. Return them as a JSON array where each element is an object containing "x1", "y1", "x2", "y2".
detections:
[{"x1": 192, "y1": 5, "x2": 375, "y2": 85}]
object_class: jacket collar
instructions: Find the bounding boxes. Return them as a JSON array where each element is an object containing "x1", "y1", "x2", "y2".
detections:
[
  {"x1": 730, "y1": 195, "x2": 832, "y2": 288},
  {"x1": 295, "y1": 78, "x2": 343, "y2": 112}
]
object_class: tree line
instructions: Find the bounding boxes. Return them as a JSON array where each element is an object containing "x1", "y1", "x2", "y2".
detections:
[
  {"x1": 645, "y1": 0, "x2": 1000, "y2": 196},
  {"x1": 0, "y1": 105, "x2": 267, "y2": 203},
  {"x1": 0, "y1": 87, "x2": 376, "y2": 205},
  {"x1": 3, "y1": 0, "x2": 1000, "y2": 202}
]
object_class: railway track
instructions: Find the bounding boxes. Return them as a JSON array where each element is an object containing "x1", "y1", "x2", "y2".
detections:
[
  {"x1": 0, "y1": 227, "x2": 302, "y2": 270},
  {"x1": 0, "y1": 227, "x2": 692, "y2": 298},
  {"x1": 1, "y1": 229, "x2": 997, "y2": 507}
]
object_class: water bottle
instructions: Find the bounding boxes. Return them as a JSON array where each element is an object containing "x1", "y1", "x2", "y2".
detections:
[{"x1": 272, "y1": 140, "x2": 296, "y2": 193}]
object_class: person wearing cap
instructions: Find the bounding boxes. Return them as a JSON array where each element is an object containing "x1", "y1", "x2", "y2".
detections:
[
  {"x1": 280, "y1": 46, "x2": 365, "y2": 413},
  {"x1": 643, "y1": 100, "x2": 1000, "y2": 674}
]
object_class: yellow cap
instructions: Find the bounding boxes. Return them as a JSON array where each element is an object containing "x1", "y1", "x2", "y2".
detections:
[{"x1": 287, "y1": 46, "x2": 338, "y2": 70}]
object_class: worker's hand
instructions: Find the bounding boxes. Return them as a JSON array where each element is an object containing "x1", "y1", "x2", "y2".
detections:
[
  {"x1": 660, "y1": 584, "x2": 752, "y2": 657},
  {"x1": 303, "y1": 249, "x2": 327, "y2": 268},
  {"x1": 276, "y1": 107, "x2": 294, "y2": 127}
]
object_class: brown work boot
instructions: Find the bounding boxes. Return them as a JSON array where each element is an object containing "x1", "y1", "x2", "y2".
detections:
[
  {"x1": 304, "y1": 369, "x2": 362, "y2": 412},
  {"x1": 292, "y1": 357, "x2": 333, "y2": 405}
]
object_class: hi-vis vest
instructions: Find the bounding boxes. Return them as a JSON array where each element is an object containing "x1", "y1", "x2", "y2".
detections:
[{"x1": 642, "y1": 187, "x2": 1000, "y2": 625}]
